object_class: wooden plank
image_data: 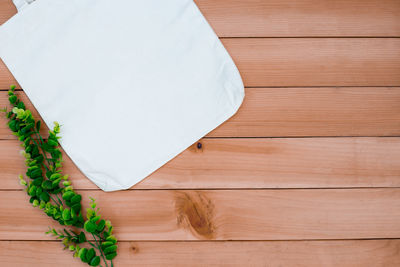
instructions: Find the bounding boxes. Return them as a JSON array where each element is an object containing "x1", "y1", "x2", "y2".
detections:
[
  {"x1": 2, "y1": 0, "x2": 400, "y2": 37},
  {"x1": 213, "y1": 87, "x2": 400, "y2": 137},
  {"x1": 1, "y1": 39, "x2": 400, "y2": 88},
  {"x1": 1, "y1": 240, "x2": 400, "y2": 266},
  {"x1": 223, "y1": 38, "x2": 400, "y2": 87},
  {"x1": 0, "y1": 0, "x2": 15, "y2": 25},
  {"x1": 196, "y1": 0, "x2": 400, "y2": 37},
  {"x1": 1, "y1": 189, "x2": 400, "y2": 241},
  {"x1": 1, "y1": 137, "x2": 400, "y2": 190},
  {"x1": 1, "y1": 87, "x2": 400, "y2": 138}
]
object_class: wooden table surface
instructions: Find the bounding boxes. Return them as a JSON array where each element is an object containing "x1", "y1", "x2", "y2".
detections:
[{"x1": 1, "y1": 0, "x2": 400, "y2": 266}]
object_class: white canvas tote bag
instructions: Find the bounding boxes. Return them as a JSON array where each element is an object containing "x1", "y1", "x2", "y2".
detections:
[{"x1": 0, "y1": 0, "x2": 245, "y2": 191}]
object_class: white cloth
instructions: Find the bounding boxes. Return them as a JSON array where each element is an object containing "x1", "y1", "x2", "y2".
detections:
[{"x1": 0, "y1": 0, "x2": 244, "y2": 191}]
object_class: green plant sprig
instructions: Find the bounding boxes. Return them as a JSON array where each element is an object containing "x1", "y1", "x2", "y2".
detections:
[{"x1": 1, "y1": 85, "x2": 118, "y2": 267}]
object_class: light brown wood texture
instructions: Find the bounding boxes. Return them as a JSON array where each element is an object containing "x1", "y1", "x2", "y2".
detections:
[
  {"x1": 1, "y1": 137, "x2": 400, "y2": 190},
  {"x1": 1, "y1": 0, "x2": 400, "y2": 37},
  {"x1": 196, "y1": 0, "x2": 400, "y2": 37},
  {"x1": 1, "y1": 87, "x2": 400, "y2": 138},
  {"x1": 0, "y1": 0, "x2": 15, "y2": 25},
  {"x1": 1, "y1": 38, "x2": 400, "y2": 88},
  {"x1": 1, "y1": 240, "x2": 400, "y2": 266},
  {"x1": 223, "y1": 38, "x2": 400, "y2": 87},
  {"x1": 1, "y1": 0, "x2": 400, "y2": 266},
  {"x1": 2, "y1": 189, "x2": 400, "y2": 241}
]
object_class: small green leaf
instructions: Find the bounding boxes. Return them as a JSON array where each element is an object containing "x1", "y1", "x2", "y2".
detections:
[
  {"x1": 39, "y1": 191, "x2": 50, "y2": 202},
  {"x1": 62, "y1": 209, "x2": 71, "y2": 221},
  {"x1": 89, "y1": 256, "x2": 100, "y2": 266},
  {"x1": 71, "y1": 194, "x2": 82, "y2": 204},
  {"x1": 47, "y1": 139, "x2": 58, "y2": 147},
  {"x1": 42, "y1": 180, "x2": 52, "y2": 190},
  {"x1": 103, "y1": 245, "x2": 117, "y2": 254},
  {"x1": 62, "y1": 191, "x2": 74, "y2": 201},
  {"x1": 35, "y1": 187, "x2": 43, "y2": 197},
  {"x1": 71, "y1": 203, "x2": 81, "y2": 213},
  {"x1": 78, "y1": 231, "x2": 86, "y2": 243},
  {"x1": 9, "y1": 95, "x2": 17, "y2": 104},
  {"x1": 35, "y1": 121, "x2": 41, "y2": 131},
  {"x1": 90, "y1": 215, "x2": 101, "y2": 223},
  {"x1": 32, "y1": 177, "x2": 43, "y2": 186},
  {"x1": 101, "y1": 241, "x2": 114, "y2": 249},
  {"x1": 105, "y1": 252, "x2": 117, "y2": 260},
  {"x1": 84, "y1": 221, "x2": 97, "y2": 233},
  {"x1": 49, "y1": 173, "x2": 61, "y2": 181},
  {"x1": 17, "y1": 101, "x2": 25, "y2": 109},
  {"x1": 106, "y1": 235, "x2": 117, "y2": 244},
  {"x1": 86, "y1": 248, "x2": 96, "y2": 262},
  {"x1": 78, "y1": 248, "x2": 88, "y2": 263},
  {"x1": 97, "y1": 219, "x2": 106, "y2": 232}
]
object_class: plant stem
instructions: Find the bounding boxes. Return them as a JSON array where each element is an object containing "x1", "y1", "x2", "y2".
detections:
[
  {"x1": 49, "y1": 194, "x2": 63, "y2": 207},
  {"x1": 30, "y1": 138, "x2": 50, "y2": 172},
  {"x1": 92, "y1": 233, "x2": 108, "y2": 267},
  {"x1": 31, "y1": 131, "x2": 53, "y2": 168}
]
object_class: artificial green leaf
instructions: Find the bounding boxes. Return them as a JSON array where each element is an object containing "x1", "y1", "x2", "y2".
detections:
[
  {"x1": 101, "y1": 241, "x2": 114, "y2": 249},
  {"x1": 47, "y1": 139, "x2": 58, "y2": 147},
  {"x1": 32, "y1": 177, "x2": 43, "y2": 186},
  {"x1": 8, "y1": 120, "x2": 17, "y2": 132},
  {"x1": 9, "y1": 95, "x2": 17, "y2": 104},
  {"x1": 17, "y1": 101, "x2": 25, "y2": 109},
  {"x1": 86, "y1": 248, "x2": 95, "y2": 262},
  {"x1": 78, "y1": 231, "x2": 86, "y2": 243},
  {"x1": 49, "y1": 173, "x2": 61, "y2": 181},
  {"x1": 89, "y1": 256, "x2": 100, "y2": 266},
  {"x1": 71, "y1": 203, "x2": 81, "y2": 213},
  {"x1": 52, "y1": 178, "x2": 62, "y2": 188},
  {"x1": 62, "y1": 209, "x2": 71, "y2": 221},
  {"x1": 62, "y1": 191, "x2": 74, "y2": 201},
  {"x1": 30, "y1": 168, "x2": 42, "y2": 179},
  {"x1": 35, "y1": 120, "x2": 41, "y2": 131},
  {"x1": 42, "y1": 180, "x2": 53, "y2": 190},
  {"x1": 39, "y1": 191, "x2": 50, "y2": 202},
  {"x1": 71, "y1": 194, "x2": 82, "y2": 204},
  {"x1": 78, "y1": 248, "x2": 88, "y2": 263},
  {"x1": 90, "y1": 215, "x2": 101, "y2": 223},
  {"x1": 97, "y1": 219, "x2": 106, "y2": 232},
  {"x1": 105, "y1": 252, "x2": 117, "y2": 260},
  {"x1": 106, "y1": 235, "x2": 117, "y2": 244},
  {"x1": 84, "y1": 221, "x2": 97, "y2": 233},
  {"x1": 35, "y1": 187, "x2": 43, "y2": 197},
  {"x1": 103, "y1": 245, "x2": 117, "y2": 254}
]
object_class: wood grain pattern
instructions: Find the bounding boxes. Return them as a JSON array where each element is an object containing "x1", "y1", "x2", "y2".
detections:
[
  {"x1": 1, "y1": 137, "x2": 400, "y2": 190},
  {"x1": 1, "y1": 38, "x2": 400, "y2": 88},
  {"x1": 223, "y1": 38, "x2": 400, "y2": 87},
  {"x1": 2, "y1": 0, "x2": 400, "y2": 37},
  {"x1": 0, "y1": 0, "x2": 15, "y2": 25},
  {"x1": 1, "y1": 240, "x2": 400, "y2": 266},
  {"x1": 1, "y1": 0, "x2": 400, "y2": 266},
  {"x1": 1, "y1": 87, "x2": 400, "y2": 138},
  {"x1": 195, "y1": 0, "x2": 400, "y2": 37},
  {"x1": 1, "y1": 189, "x2": 400, "y2": 241}
]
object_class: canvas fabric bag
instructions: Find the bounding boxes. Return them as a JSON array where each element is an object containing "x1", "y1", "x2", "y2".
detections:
[{"x1": 0, "y1": 0, "x2": 244, "y2": 191}]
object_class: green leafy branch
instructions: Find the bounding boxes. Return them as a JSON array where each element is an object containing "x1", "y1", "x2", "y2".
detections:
[{"x1": 1, "y1": 85, "x2": 118, "y2": 267}]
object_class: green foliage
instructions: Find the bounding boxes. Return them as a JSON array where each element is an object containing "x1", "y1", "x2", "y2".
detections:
[{"x1": 3, "y1": 86, "x2": 117, "y2": 267}]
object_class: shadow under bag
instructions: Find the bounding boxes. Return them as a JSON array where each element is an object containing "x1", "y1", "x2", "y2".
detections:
[{"x1": 0, "y1": 0, "x2": 245, "y2": 191}]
